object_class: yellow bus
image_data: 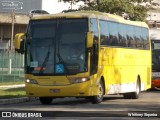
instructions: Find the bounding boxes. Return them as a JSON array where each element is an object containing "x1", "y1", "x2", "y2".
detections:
[{"x1": 15, "y1": 11, "x2": 151, "y2": 104}]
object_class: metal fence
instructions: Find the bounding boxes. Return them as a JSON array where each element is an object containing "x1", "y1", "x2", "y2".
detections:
[{"x1": 0, "y1": 50, "x2": 24, "y2": 83}]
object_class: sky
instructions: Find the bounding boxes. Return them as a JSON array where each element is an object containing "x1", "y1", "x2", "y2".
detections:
[{"x1": 42, "y1": 0, "x2": 84, "y2": 14}]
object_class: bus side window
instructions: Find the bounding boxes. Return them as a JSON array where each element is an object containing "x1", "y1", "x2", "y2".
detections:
[
  {"x1": 99, "y1": 20, "x2": 110, "y2": 45},
  {"x1": 118, "y1": 24, "x2": 127, "y2": 47},
  {"x1": 108, "y1": 22, "x2": 119, "y2": 46},
  {"x1": 143, "y1": 28, "x2": 150, "y2": 50},
  {"x1": 90, "y1": 18, "x2": 99, "y2": 75},
  {"x1": 139, "y1": 28, "x2": 143, "y2": 49},
  {"x1": 127, "y1": 25, "x2": 135, "y2": 48},
  {"x1": 141, "y1": 28, "x2": 145, "y2": 49},
  {"x1": 135, "y1": 26, "x2": 143, "y2": 49}
]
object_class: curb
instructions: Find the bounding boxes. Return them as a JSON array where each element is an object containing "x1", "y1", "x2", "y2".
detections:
[{"x1": 0, "y1": 97, "x2": 37, "y2": 105}]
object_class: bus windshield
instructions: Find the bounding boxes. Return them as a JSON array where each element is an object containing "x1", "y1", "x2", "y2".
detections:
[
  {"x1": 25, "y1": 18, "x2": 88, "y2": 75},
  {"x1": 152, "y1": 40, "x2": 160, "y2": 71}
]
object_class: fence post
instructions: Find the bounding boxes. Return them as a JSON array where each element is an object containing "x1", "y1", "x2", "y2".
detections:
[
  {"x1": 22, "y1": 54, "x2": 24, "y2": 67},
  {"x1": 2, "y1": 51, "x2": 5, "y2": 82},
  {"x1": 8, "y1": 58, "x2": 12, "y2": 74}
]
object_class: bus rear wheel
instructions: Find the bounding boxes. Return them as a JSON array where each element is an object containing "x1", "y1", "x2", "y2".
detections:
[
  {"x1": 39, "y1": 97, "x2": 53, "y2": 105},
  {"x1": 123, "y1": 93, "x2": 132, "y2": 99},
  {"x1": 123, "y1": 78, "x2": 141, "y2": 99},
  {"x1": 90, "y1": 80, "x2": 104, "y2": 104},
  {"x1": 154, "y1": 87, "x2": 160, "y2": 91},
  {"x1": 131, "y1": 78, "x2": 141, "y2": 99}
]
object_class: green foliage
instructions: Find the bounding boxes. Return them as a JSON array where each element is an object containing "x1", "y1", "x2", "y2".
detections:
[
  {"x1": 59, "y1": 0, "x2": 158, "y2": 21},
  {"x1": 0, "y1": 87, "x2": 26, "y2": 99}
]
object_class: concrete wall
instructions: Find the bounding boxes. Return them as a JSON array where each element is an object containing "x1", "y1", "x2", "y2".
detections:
[{"x1": 0, "y1": 12, "x2": 29, "y2": 49}]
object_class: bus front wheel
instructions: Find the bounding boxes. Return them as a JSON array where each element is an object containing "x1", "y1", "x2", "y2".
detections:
[
  {"x1": 39, "y1": 97, "x2": 53, "y2": 105},
  {"x1": 90, "y1": 80, "x2": 104, "y2": 104}
]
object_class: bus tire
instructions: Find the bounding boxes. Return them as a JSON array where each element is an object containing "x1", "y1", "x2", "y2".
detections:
[
  {"x1": 123, "y1": 93, "x2": 132, "y2": 99},
  {"x1": 131, "y1": 78, "x2": 141, "y2": 99},
  {"x1": 154, "y1": 87, "x2": 160, "y2": 91},
  {"x1": 90, "y1": 80, "x2": 104, "y2": 104},
  {"x1": 123, "y1": 77, "x2": 141, "y2": 99},
  {"x1": 39, "y1": 97, "x2": 53, "y2": 105}
]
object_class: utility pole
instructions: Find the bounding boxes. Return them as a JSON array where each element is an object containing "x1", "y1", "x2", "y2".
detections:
[
  {"x1": 97, "y1": 0, "x2": 100, "y2": 11},
  {"x1": 10, "y1": 9, "x2": 15, "y2": 50},
  {"x1": 70, "y1": 0, "x2": 73, "y2": 10}
]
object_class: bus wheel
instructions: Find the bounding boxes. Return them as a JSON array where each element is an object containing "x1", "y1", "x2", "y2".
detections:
[
  {"x1": 39, "y1": 97, "x2": 53, "y2": 105},
  {"x1": 131, "y1": 78, "x2": 141, "y2": 99},
  {"x1": 154, "y1": 87, "x2": 160, "y2": 91},
  {"x1": 123, "y1": 78, "x2": 141, "y2": 99},
  {"x1": 123, "y1": 93, "x2": 132, "y2": 99},
  {"x1": 90, "y1": 80, "x2": 104, "y2": 104}
]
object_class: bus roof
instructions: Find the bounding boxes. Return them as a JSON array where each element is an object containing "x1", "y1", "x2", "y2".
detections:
[{"x1": 31, "y1": 10, "x2": 148, "y2": 28}]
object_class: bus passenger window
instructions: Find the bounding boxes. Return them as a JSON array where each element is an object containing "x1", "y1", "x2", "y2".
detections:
[
  {"x1": 108, "y1": 22, "x2": 119, "y2": 46},
  {"x1": 142, "y1": 28, "x2": 149, "y2": 50},
  {"x1": 135, "y1": 26, "x2": 143, "y2": 49},
  {"x1": 127, "y1": 25, "x2": 135, "y2": 48},
  {"x1": 99, "y1": 20, "x2": 110, "y2": 45},
  {"x1": 118, "y1": 24, "x2": 127, "y2": 47}
]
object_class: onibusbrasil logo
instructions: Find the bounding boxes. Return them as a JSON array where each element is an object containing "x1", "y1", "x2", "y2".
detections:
[{"x1": 1, "y1": 112, "x2": 42, "y2": 118}]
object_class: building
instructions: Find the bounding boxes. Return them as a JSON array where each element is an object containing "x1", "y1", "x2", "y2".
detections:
[
  {"x1": 0, "y1": 0, "x2": 78, "y2": 50},
  {"x1": 0, "y1": 0, "x2": 42, "y2": 50},
  {"x1": 146, "y1": 0, "x2": 160, "y2": 28},
  {"x1": 0, "y1": 11, "x2": 30, "y2": 49},
  {"x1": 0, "y1": 13, "x2": 29, "y2": 50}
]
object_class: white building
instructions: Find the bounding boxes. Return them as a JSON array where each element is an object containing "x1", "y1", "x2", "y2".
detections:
[{"x1": 146, "y1": 0, "x2": 160, "y2": 28}]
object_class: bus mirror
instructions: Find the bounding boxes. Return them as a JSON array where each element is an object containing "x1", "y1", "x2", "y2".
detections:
[
  {"x1": 14, "y1": 33, "x2": 25, "y2": 54},
  {"x1": 87, "y1": 32, "x2": 94, "y2": 48}
]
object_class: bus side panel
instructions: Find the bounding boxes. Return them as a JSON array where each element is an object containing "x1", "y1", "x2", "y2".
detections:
[{"x1": 102, "y1": 47, "x2": 151, "y2": 94}]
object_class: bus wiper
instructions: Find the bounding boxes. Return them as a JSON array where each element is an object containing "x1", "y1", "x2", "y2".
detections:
[{"x1": 39, "y1": 47, "x2": 50, "y2": 74}]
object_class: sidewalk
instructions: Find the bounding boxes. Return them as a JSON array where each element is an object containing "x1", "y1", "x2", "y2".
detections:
[{"x1": 0, "y1": 84, "x2": 37, "y2": 105}]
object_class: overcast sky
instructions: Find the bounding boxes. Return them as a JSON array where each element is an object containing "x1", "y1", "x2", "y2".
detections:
[{"x1": 42, "y1": 0, "x2": 84, "y2": 14}]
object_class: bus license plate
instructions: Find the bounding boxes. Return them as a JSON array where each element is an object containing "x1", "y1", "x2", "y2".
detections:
[{"x1": 50, "y1": 89, "x2": 60, "y2": 93}]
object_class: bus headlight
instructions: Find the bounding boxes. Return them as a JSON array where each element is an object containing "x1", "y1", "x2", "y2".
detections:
[
  {"x1": 70, "y1": 77, "x2": 90, "y2": 84},
  {"x1": 26, "y1": 79, "x2": 38, "y2": 84}
]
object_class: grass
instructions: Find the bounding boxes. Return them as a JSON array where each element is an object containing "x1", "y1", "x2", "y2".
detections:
[{"x1": 0, "y1": 87, "x2": 26, "y2": 99}]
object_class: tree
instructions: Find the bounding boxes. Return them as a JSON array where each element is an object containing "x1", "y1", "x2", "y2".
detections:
[{"x1": 59, "y1": 0, "x2": 159, "y2": 21}]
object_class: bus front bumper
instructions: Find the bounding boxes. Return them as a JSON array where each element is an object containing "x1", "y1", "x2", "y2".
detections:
[{"x1": 25, "y1": 81, "x2": 95, "y2": 97}]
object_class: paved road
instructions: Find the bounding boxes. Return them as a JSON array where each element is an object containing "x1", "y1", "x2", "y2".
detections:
[{"x1": 0, "y1": 90, "x2": 159, "y2": 119}]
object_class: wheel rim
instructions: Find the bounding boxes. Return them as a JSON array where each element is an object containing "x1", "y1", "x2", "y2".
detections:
[
  {"x1": 98, "y1": 83, "x2": 103, "y2": 99},
  {"x1": 136, "y1": 81, "x2": 140, "y2": 95}
]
